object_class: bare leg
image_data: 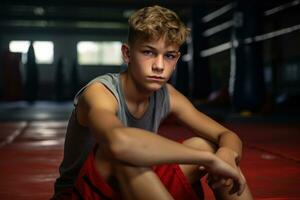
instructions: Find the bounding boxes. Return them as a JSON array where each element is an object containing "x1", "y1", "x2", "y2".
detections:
[
  {"x1": 114, "y1": 166, "x2": 135, "y2": 200},
  {"x1": 180, "y1": 137, "x2": 253, "y2": 200},
  {"x1": 94, "y1": 147, "x2": 174, "y2": 200},
  {"x1": 114, "y1": 164, "x2": 174, "y2": 200}
]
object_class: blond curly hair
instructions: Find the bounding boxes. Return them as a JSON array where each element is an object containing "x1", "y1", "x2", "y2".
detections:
[{"x1": 128, "y1": 5, "x2": 189, "y2": 47}]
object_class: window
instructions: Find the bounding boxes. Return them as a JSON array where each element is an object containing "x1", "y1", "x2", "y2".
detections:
[
  {"x1": 77, "y1": 41, "x2": 123, "y2": 65},
  {"x1": 9, "y1": 41, "x2": 30, "y2": 53},
  {"x1": 33, "y1": 41, "x2": 54, "y2": 64},
  {"x1": 9, "y1": 40, "x2": 54, "y2": 64}
]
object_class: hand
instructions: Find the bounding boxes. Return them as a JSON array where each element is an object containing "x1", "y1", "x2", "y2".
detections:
[
  {"x1": 204, "y1": 154, "x2": 246, "y2": 196},
  {"x1": 206, "y1": 147, "x2": 245, "y2": 195},
  {"x1": 206, "y1": 167, "x2": 246, "y2": 195},
  {"x1": 216, "y1": 147, "x2": 240, "y2": 167},
  {"x1": 212, "y1": 147, "x2": 245, "y2": 194}
]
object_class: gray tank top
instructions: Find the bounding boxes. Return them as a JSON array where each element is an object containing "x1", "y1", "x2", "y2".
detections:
[{"x1": 54, "y1": 73, "x2": 170, "y2": 194}]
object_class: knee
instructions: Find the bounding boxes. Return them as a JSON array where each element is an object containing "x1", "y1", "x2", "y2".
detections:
[
  {"x1": 179, "y1": 137, "x2": 217, "y2": 183},
  {"x1": 94, "y1": 145, "x2": 152, "y2": 178},
  {"x1": 182, "y1": 137, "x2": 217, "y2": 153}
]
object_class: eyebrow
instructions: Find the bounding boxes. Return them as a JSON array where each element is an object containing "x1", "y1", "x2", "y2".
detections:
[{"x1": 142, "y1": 45, "x2": 179, "y2": 54}]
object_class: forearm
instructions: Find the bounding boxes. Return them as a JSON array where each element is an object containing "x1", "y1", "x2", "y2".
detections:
[
  {"x1": 109, "y1": 127, "x2": 214, "y2": 167},
  {"x1": 109, "y1": 127, "x2": 245, "y2": 194},
  {"x1": 218, "y1": 131, "x2": 243, "y2": 163},
  {"x1": 84, "y1": 109, "x2": 214, "y2": 167}
]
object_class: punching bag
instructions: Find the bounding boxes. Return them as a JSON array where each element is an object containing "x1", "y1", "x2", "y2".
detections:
[{"x1": 25, "y1": 43, "x2": 39, "y2": 103}]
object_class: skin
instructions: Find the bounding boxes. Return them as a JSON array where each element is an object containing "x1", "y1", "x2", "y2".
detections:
[{"x1": 76, "y1": 37, "x2": 253, "y2": 200}]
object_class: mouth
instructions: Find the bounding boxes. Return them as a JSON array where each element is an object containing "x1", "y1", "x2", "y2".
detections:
[{"x1": 147, "y1": 76, "x2": 165, "y2": 82}]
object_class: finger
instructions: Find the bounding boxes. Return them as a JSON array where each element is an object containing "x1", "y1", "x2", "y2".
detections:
[
  {"x1": 237, "y1": 177, "x2": 246, "y2": 196},
  {"x1": 237, "y1": 169, "x2": 246, "y2": 195},
  {"x1": 211, "y1": 179, "x2": 227, "y2": 189},
  {"x1": 232, "y1": 176, "x2": 246, "y2": 196},
  {"x1": 224, "y1": 178, "x2": 232, "y2": 186},
  {"x1": 228, "y1": 172, "x2": 243, "y2": 195},
  {"x1": 229, "y1": 181, "x2": 239, "y2": 195}
]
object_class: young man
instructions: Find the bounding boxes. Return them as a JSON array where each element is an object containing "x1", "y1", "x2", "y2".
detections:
[{"x1": 53, "y1": 5, "x2": 253, "y2": 200}]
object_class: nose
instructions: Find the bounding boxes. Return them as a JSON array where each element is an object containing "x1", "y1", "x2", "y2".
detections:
[{"x1": 152, "y1": 55, "x2": 164, "y2": 73}]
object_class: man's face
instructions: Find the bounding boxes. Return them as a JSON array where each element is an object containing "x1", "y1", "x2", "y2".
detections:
[{"x1": 122, "y1": 37, "x2": 180, "y2": 92}]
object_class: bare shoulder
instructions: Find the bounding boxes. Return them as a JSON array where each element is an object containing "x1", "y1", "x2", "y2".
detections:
[
  {"x1": 166, "y1": 83, "x2": 195, "y2": 114},
  {"x1": 166, "y1": 83, "x2": 176, "y2": 95},
  {"x1": 76, "y1": 82, "x2": 118, "y2": 126},
  {"x1": 166, "y1": 83, "x2": 182, "y2": 101},
  {"x1": 166, "y1": 83, "x2": 229, "y2": 139}
]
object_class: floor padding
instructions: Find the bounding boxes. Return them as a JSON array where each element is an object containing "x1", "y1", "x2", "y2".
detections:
[{"x1": 0, "y1": 121, "x2": 299, "y2": 199}]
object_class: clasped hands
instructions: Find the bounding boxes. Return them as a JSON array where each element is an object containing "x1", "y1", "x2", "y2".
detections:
[{"x1": 201, "y1": 147, "x2": 246, "y2": 196}]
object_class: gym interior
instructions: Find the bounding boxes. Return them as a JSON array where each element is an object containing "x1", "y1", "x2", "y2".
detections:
[{"x1": 0, "y1": 0, "x2": 299, "y2": 199}]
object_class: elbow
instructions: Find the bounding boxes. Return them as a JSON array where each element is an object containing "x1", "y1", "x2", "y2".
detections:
[
  {"x1": 233, "y1": 131, "x2": 243, "y2": 147},
  {"x1": 219, "y1": 131, "x2": 243, "y2": 148},
  {"x1": 108, "y1": 128, "x2": 131, "y2": 161}
]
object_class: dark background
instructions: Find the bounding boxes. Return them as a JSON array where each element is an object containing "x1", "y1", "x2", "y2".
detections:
[{"x1": 0, "y1": 0, "x2": 299, "y2": 121}]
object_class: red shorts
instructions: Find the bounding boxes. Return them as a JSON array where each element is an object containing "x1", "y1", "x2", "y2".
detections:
[{"x1": 70, "y1": 149, "x2": 204, "y2": 200}]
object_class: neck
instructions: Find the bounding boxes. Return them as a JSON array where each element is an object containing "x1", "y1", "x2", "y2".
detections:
[{"x1": 120, "y1": 72, "x2": 152, "y2": 104}]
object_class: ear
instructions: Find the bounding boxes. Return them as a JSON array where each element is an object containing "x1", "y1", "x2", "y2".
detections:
[{"x1": 121, "y1": 44, "x2": 130, "y2": 64}]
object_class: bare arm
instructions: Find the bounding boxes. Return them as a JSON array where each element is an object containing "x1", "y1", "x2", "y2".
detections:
[
  {"x1": 76, "y1": 83, "x2": 216, "y2": 167},
  {"x1": 75, "y1": 83, "x2": 245, "y2": 194},
  {"x1": 167, "y1": 84, "x2": 247, "y2": 195},
  {"x1": 76, "y1": 83, "x2": 243, "y2": 171},
  {"x1": 167, "y1": 84, "x2": 243, "y2": 163}
]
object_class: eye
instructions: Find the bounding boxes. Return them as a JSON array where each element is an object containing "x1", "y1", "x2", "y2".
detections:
[
  {"x1": 165, "y1": 53, "x2": 177, "y2": 60},
  {"x1": 142, "y1": 50, "x2": 154, "y2": 56}
]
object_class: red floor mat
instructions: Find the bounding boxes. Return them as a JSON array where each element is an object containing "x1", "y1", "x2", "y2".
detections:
[
  {"x1": 225, "y1": 123, "x2": 300, "y2": 162},
  {"x1": 0, "y1": 121, "x2": 299, "y2": 199},
  {"x1": 0, "y1": 121, "x2": 65, "y2": 200},
  {"x1": 159, "y1": 122, "x2": 300, "y2": 199}
]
